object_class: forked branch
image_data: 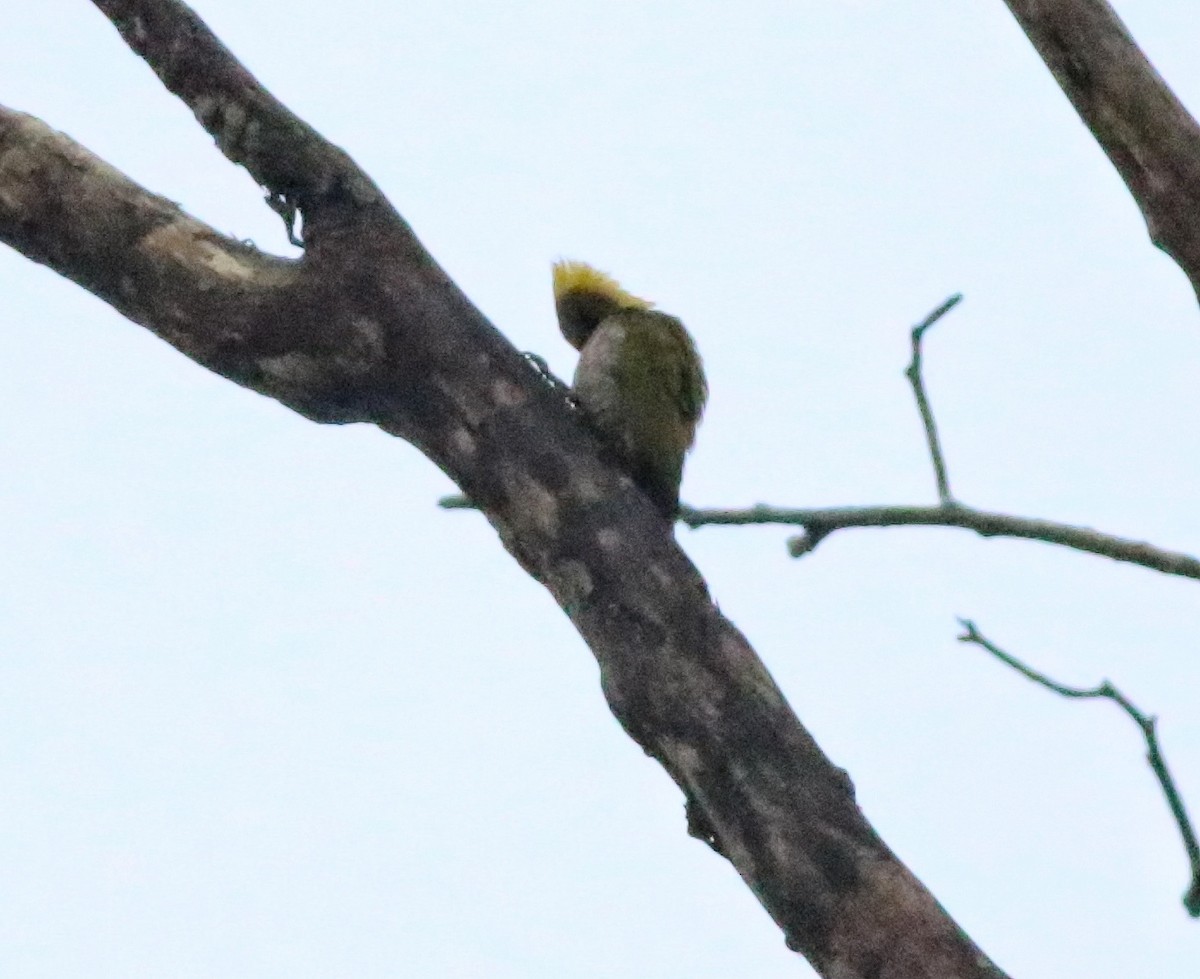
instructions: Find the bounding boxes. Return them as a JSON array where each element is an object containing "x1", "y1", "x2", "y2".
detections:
[
  {"x1": 682, "y1": 296, "x2": 1198, "y2": 583},
  {"x1": 959, "y1": 620, "x2": 1200, "y2": 917},
  {"x1": 0, "y1": 3, "x2": 1011, "y2": 974}
]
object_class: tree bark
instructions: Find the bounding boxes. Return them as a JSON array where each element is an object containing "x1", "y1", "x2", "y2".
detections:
[
  {"x1": 1002, "y1": 0, "x2": 1200, "y2": 302},
  {"x1": 0, "y1": 2, "x2": 1011, "y2": 976}
]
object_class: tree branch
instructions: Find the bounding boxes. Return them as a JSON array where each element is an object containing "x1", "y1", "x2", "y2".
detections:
[
  {"x1": 0, "y1": 2, "x2": 1009, "y2": 975},
  {"x1": 678, "y1": 289, "x2": 1200, "y2": 582},
  {"x1": 1001, "y1": 0, "x2": 1200, "y2": 303},
  {"x1": 958, "y1": 620, "x2": 1200, "y2": 917},
  {"x1": 91, "y1": 0, "x2": 390, "y2": 246},
  {"x1": 679, "y1": 502, "x2": 1200, "y2": 581},
  {"x1": 906, "y1": 294, "x2": 962, "y2": 503},
  {"x1": 0, "y1": 106, "x2": 321, "y2": 407}
]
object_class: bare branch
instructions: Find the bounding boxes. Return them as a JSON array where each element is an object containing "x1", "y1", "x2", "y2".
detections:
[
  {"x1": 1001, "y1": 0, "x2": 1200, "y2": 303},
  {"x1": 958, "y1": 620, "x2": 1200, "y2": 917},
  {"x1": 905, "y1": 294, "x2": 962, "y2": 503},
  {"x1": 0, "y1": 4, "x2": 1011, "y2": 974},
  {"x1": 680, "y1": 502, "x2": 1200, "y2": 580},
  {"x1": 676, "y1": 290, "x2": 1199, "y2": 582}
]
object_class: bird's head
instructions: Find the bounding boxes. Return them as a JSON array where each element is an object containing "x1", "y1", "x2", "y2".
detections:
[{"x1": 552, "y1": 260, "x2": 653, "y2": 349}]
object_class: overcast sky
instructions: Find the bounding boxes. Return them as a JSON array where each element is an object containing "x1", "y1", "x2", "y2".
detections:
[{"x1": 3, "y1": 2, "x2": 1200, "y2": 977}]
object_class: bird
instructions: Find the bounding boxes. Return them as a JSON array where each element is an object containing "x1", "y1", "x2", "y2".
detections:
[{"x1": 552, "y1": 260, "x2": 707, "y2": 516}]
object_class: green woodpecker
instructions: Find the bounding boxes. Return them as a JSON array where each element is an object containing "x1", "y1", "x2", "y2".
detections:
[{"x1": 552, "y1": 260, "x2": 707, "y2": 515}]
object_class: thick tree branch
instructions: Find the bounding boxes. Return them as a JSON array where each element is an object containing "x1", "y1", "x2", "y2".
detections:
[
  {"x1": 1001, "y1": 0, "x2": 1200, "y2": 302},
  {"x1": 0, "y1": 106, "x2": 317, "y2": 405},
  {"x1": 91, "y1": 0, "x2": 390, "y2": 246},
  {"x1": 959, "y1": 620, "x2": 1200, "y2": 917},
  {"x1": 0, "y1": 2, "x2": 1008, "y2": 975},
  {"x1": 680, "y1": 502, "x2": 1200, "y2": 581}
]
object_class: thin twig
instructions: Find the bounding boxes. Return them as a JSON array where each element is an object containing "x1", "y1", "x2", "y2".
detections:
[
  {"x1": 958, "y1": 619, "x2": 1200, "y2": 917},
  {"x1": 675, "y1": 503, "x2": 1200, "y2": 582},
  {"x1": 906, "y1": 294, "x2": 962, "y2": 504}
]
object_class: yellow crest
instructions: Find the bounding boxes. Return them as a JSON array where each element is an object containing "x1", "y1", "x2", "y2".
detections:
[{"x1": 551, "y1": 260, "x2": 653, "y2": 311}]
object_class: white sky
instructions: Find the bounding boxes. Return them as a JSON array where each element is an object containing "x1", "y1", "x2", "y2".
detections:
[{"x1": 3, "y1": 2, "x2": 1200, "y2": 976}]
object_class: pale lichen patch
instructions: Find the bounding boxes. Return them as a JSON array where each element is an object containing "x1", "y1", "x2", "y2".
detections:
[
  {"x1": 258, "y1": 351, "x2": 321, "y2": 387},
  {"x1": 433, "y1": 372, "x2": 487, "y2": 428},
  {"x1": 549, "y1": 558, "x2": 594, "y2": 613},
  {"x1": 492, "y1": 376, "x2": 527, "y2": 408},
  {"x1": 661, "y1": 736, "x2": 704, "y2": 782},
  {"x1": 504, "y1": 470, "x2": 560, "y2": 537},
  {"x1": 573, "y1": 470, "x2": 620, "y2": 506},
  {"x1": 648, "y1": 559, "x2": 676, "y2": 592},
  {"x1": 595, "y1": 528, "x2": 623, "y2": 553},
  {"x1": 191, "y1": 95, "x2": 218, "y2": 127},
  {"x1": 127, "y1": 15, "x2": 148, "y2": 44},
  {"x1": 721, "y1": 631, "x2": 786, "y2": 708},
  {"x1": 350, "y1": 316, "x2": 385, "y2": 355},
  {"x1": 449, "y1": 427, "x2": 477, "y2": 461},
  {"x1": 215, "y1": 103, "x2": 249, "y2": 153},
  {"x1": 140, "y1": 220, "x2": 292, "y2": 286}
]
